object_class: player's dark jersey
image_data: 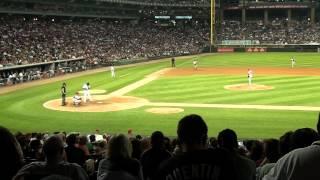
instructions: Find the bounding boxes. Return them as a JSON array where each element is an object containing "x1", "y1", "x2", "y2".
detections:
[
  {"x1": 61, "y1": 86, "x2": 66, "y2": 96},
  {"x1": 156, "y1": 148, "x2": 236, "y2": 180},
  {"x1": 171, "y1": 58, "x2": 176, "y2": 67}
]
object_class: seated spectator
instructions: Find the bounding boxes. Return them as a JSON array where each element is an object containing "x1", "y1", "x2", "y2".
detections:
[
  {"x1": 244, "y1": 140, "x2": 264, "y2": 166},
  {"x1": 290, "y1": 128, "x2": 319, "y2": 150},
  {"x1": 73, "y1": 92, "x2": 82, "y2": 106},
  {"x1": 13, "y1": 135, "x2": 88, "y2": 180},
  {"x1": 0, "y1": 126, "x2": 24, "y2": 180},
  {"x1": 140, "y1": 131, "x2": 172, "y2": 180},
  {"x1": 65, "y1": 134, "x2": 86, "y2": 167},
  {"x1": 156, "y1": 114, "x2": 237, "y2": 180},
  {"x1": 263, "y1": 127, "x2": 320, "y2": 180},
  {"x1": 140, "y1": 136, "x2": 151, "y2": 153},
  {"x1": 209, "y1": 136, "x2": 219, "y2": 149},
  {"x1": 217, "y1": 128, "x2": 256, "y2": 180},
  {"x1": 26, "y1": 138, "x2": 44, "y2": 161},
  {"x1": 131, "y1": 137, "x2": 142, "y2": 160},
  {"x1": 97, "y1": 134, "x2": 143, "y2": 180},
  {"x1": 256, "y1": 139, "x2": 280, "y2": 180},
  {"x1": 170, "y1": 138, "x2": 182, "y2": 156},
  {"x1": 87, "y1": 134, "x2": 96, "y2": 154},
  {"x1": 279, "y1": 131, "x2": 293, "y2": 157},
  {"x1": 78, "y1": 135, "x2": 90, "y2": 156}
]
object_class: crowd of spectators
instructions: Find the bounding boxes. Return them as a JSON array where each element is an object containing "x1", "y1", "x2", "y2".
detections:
[
  {"x1": 1, "y1": 113, "x2": 320, "y2": 180},
  {"x1": 1, "y1": 15, "x2": 320, "y2": 69},
  {"x1": 1, "y1": 15, "x2": 320, "y2": 68},
  {"x1": 0, "y1": 15, "x2": 207, "y2": 67},
  {"x1": 218, "y1": 19, "x2": 320, "y2": 44}
]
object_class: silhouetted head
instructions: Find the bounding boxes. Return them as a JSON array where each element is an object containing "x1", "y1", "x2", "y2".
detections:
[
  {"x1": 89, "y1": 134, "x2": 96, "y2": 143},
  {"x1": 291, "y1": 128, "x2": 319, "y2": 150},
  {"x1": 218, "y1": 128, "x2": 238, "y2": 151},
  {"x1": 43, "y1": 135, "x2": 64, "y2": 162},
  {"x1": 0, "y1": 126, "x2": 24, "y2": 179},
  {"x1": 66, "y1": 134, "x2": 78, "y2": 146},
  {"x1": 107, "y1": 134, "x2": 132, "y2": 160},
  {"x1": 263, "y1": 138, "x2": 280, "y2": 163},
  {"x1": 279, "y1": 131, "x2": 294, "y2": 156},
  {"x1": 177, "y1": 114, "x2": 208, "y2": 148},
  {"x1": 151, "y1": 131, "x2": 165, "y2": 149}
]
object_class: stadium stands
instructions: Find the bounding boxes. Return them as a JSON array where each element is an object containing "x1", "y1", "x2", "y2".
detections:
[
  {"x1": 1, "y1": 15, "x2": 319, "y2": 68},
  {"x1": 0, "y1": 15, "x2": 207, "y2": 67},
  {"x1": 218, "y1": 20, "x2": 320, "y2": 45}
]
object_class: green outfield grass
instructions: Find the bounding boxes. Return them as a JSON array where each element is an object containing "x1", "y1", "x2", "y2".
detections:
[{"x1": 1, "y1": 53, "x2": 320, "y2": 139}]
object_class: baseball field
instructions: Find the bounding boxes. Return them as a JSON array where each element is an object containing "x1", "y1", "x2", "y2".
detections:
[{"x1": 2, "y1": 52, "x2": 320, "y2": 139}]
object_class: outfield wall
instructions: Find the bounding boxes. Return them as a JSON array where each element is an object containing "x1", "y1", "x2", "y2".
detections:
[{"x1": 206, "y1": 44, "x2": 320, "y2": 53}]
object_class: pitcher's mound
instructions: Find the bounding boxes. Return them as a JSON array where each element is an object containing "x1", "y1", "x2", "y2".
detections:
[
  {"x1": 146, "y1": 107, "x2": 184, "y2": 114},
  {"x1": 224, "y1": 84, "x2": 274, "y2": 91}
]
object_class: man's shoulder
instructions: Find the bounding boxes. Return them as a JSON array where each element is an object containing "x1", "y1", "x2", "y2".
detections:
[
  {"x1": 142, "y1": 148, "x2": 171, "y2": 159},
  {"x1": 19, "y1": 161, "x2": 46, "y2": 171},
  {"x1": 58, "y1": 161, "x2": 84, "y2": 169},
  {"x1": 16, "y1": 161, "x2": 88, "y2": 180}
]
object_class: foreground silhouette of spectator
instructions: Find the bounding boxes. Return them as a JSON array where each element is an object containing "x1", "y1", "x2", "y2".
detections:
[
  {"x1": 0, "y1": 126, "x2": 24, "y2": 180},
  {"x1": 131, "y1": 137, "x2": 143, "y2": 160},
  {"x1": 78, "y1": 135, "x2": 90, "y2": 156},
  {"x1": 244, "y1": 140, "x2": 264, "y2": 166},
  {"x1": 256, "y1": 139, "x2": 280, "y2": 180},
  {"x1": 65, "y1": 134, "x2": 86, "y2": 167},
  {"x1": 156, "y1": 114, "x2": 236, "y2": 180},
  {"x1": 217, "y1": 128, "x2": 256, "y2": 180},
  {"x1": 27, "y1": 138, "x2": 44, "y2": 161},
  {"x1": 278, "y1": 131, "x2": 293, "y2": 157},
  {"x1": 97, "y1": 134, "x2": 143, "y2": 180},
  {"x1": 263, "y1": 127, "x2": 320, "y2": 180},
  {"x1": 13, "y1": 135, "x2": 88, "y2": 180},
  {"x1": 290, "y1": 128, "x2": 319, "y2": 150},
  {"x1": 140, "y1": 131, "x2": 172, "y2": 180}
]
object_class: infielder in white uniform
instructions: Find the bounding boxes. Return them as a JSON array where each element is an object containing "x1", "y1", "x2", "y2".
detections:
[
  {"x1": 248, "y1": 69, "x2": 253, "y2": 86},
  {"x1": 291, "y1": 57, "x2": 296, "y2": 68},
  {"x1": 82, "y1": 82, "x2": 91, "y2": 102},
  {"x1": 193, "y1": 59, "x2": 198, "y2": 70},
  {"x1": 110, "y1": 65, "x2": 115, "y2": 78}
]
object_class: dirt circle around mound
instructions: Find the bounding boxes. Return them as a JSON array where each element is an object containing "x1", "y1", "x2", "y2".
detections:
[
  {"x1": 43, "y1": 95, "x2": 148, "y2": 112},
  {"x1": 145, "y1": 107, "x2": 184, "y2": 114},
  {"x1": 224, "y1": 84, "x2": 274, "y2": 91},
  {"x1": 78, "y1": 89, "x2": 107, "y2": 94}
]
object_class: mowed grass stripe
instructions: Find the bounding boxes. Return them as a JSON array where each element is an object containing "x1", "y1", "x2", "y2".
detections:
[
  {"x1": 265, "y1": 76, "x2": 320, "y2": 86},
  {"x1": 131, "y1": 74, "x2": 320, "y2": 106},
  {"x1": 198, "y1": 77, "x2": 320, "y2": 105},
  {"x1": 131, "y1": 75, "x2": 246, "y2": 99}
]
